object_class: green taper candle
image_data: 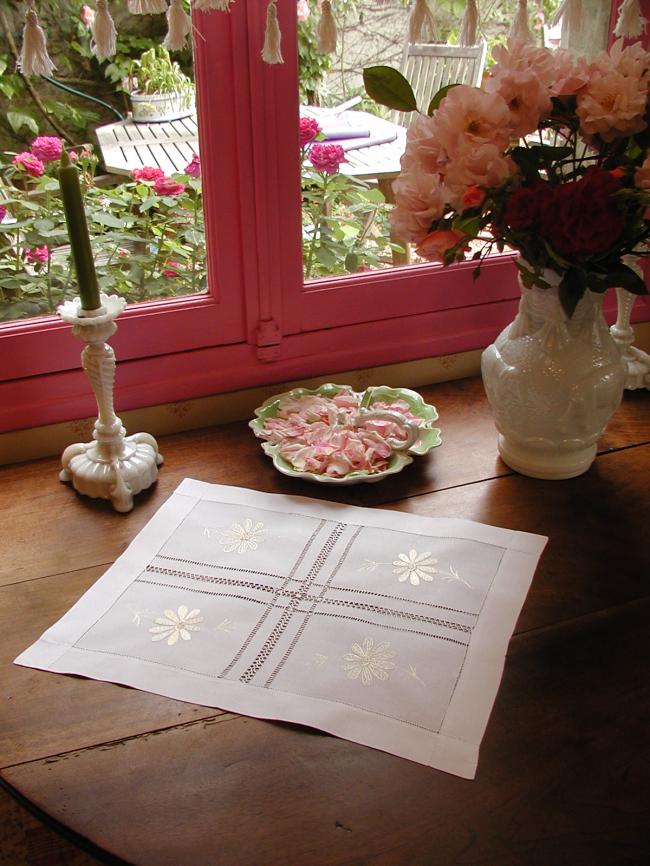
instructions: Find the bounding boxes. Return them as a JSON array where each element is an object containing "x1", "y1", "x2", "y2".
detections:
[{"x1": 58, "y1": 150, "x2": 101, "y2": 311}]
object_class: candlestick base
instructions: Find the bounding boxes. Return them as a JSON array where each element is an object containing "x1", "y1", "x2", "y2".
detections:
[
  {"x1": 60, "y1": 432, "x2": 163, "y2": 513},
  {"x1": 58, "y1": 294, "x2": 163, "y2": 513}
]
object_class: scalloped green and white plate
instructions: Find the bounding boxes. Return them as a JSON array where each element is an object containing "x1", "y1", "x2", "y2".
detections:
[{"x1": 249, "y1": 383, "x2": 441, "y2": 485}]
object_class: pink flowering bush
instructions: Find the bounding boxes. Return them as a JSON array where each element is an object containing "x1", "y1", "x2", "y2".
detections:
[
  {"x1": 12, "y1": 152, "x2": 45, "y2": 178},
  {"x1": 131, "y1": 166, "x2": 166, "y2": 183},
  {"x1": 153, "y1": 177, "x2": 186, "y2": 197},
  {"x1": 299, "y1": 116, "x2": 321, "y2": 148},
  {"x1": 24, "y1": 245, "x2": 50, "y2": 265},
  {"x1": 185, "y1": 153, "x2": 201, "y2": 178},
  {"x1": 365, "y1": 38, "x2": 650, "y2": 315},
  {"x1": 309, "y1": 142, "x2": 346, "y2": 174},
  {"x1": 0, "y1": 139, "x2": 206, "y2": 320},
  {"x1": 30, "y1": 136, "x2": 64, "y2": 163},
  {"x1": 300, "y1": 114, "x2": 392, "y2": 278}
]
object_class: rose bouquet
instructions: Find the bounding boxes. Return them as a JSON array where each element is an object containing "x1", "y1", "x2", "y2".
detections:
[{"x1": 365, "y1": 39, "x2": 650, "y2": 315}]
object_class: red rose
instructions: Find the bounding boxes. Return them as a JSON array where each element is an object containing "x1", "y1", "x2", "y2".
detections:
[
  {"x1": 503, "y1": 181, "x2": 550, "y2": 229},
  {"x1": 538, "y1": 167, "x2": 624, "y2": 262}
]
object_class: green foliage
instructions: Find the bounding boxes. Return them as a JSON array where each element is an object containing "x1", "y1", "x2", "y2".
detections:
[
  {"x1": 297, "y1": 0, "x2": 334, "y2": 104},
  {"x1": 301, "y1": 155, "x2": 393, "y2": 279},
  {"x1": 128, "y1": 46, "x2": 193, "y2": 99},
  {"x1": 0, "y1": 145, "x2": 205, "y2": 320},
  {"x1": 362, "y1": 66, "x2": 417, "y2": 113}
]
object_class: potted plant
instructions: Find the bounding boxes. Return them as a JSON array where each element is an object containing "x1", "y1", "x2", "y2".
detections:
[{"x1": 128, "y1": 47, "x2": 194, "y2": 124}]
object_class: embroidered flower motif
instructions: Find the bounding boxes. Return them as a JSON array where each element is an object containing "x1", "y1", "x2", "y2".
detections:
[
  {"x1": 343, "y1": 638, "x2": 396, "y2": 686},
  {"x1": 149, "y1": 605, "x2": 203, "y2": 645},
  {"x1": 392, "y1": 549, "x2": 438, "y2": 586},
  {"x1": 219, "y1": 518, "x2": 266, "y2": 553}
]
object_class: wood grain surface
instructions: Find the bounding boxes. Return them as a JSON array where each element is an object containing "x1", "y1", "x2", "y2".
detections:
[{"x1": 1, "y1": 377, "x2": 649, "y2": 866}]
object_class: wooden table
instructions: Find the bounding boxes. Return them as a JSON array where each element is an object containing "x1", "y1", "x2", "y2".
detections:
[
  {"x1": 2, "y1": 377, "x2": 649, "y2": 866},
  {"x1": 94, "y1": 114, "x2": 199, "y2": 177},
  {"x1": 95, "y1": 109, "x2": 406, "y2": 182}
]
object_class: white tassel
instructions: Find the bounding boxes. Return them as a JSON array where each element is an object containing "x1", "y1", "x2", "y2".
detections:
[
  {"x1": 615, "y1": 0, "x2": 647, "y2": 38},
  {"x1": 127, "y1": 0, "x2": 167, "y2": 14},
  {"x1": 18, "y1": 3, "x2": 56, "y2": 77},
  {"x1": 317, "y1": 0, "x2": 337, "y2": 54},
  {"x1": 164, "y1": 0, "x2": 192, "y2": 51},
  {"x1": 192, "y1": 0, "x2": 234, "y2": 10},
  {"x1": 458, "y1": 0, "x2": 478, "y2": 47},
  {"x1": 407, "y1": 0, "x2": 436, "y2": 44},
  {"x1": 261, "y1": 1, "x2": 283, "y2": 64},
  {"x1": 509, "y1": 0, "x2": 532, "y2": 44},
  {"x1": 551, "y1": 0, "x2": 582, "y2": 30},
  {"x1": 92, "y1": 0, "x2": 117, "y2": 62}
]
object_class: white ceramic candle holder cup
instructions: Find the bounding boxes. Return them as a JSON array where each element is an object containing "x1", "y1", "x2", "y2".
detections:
[{"x1": 57, "y1": 294, "x2": 163, "y2": 512}]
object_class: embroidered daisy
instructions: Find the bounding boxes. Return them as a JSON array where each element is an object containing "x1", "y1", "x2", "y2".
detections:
[
  {"x1": 218, "y1": 518, "x2": 266, "y2": 553},
  {"x1": 149, "y1": 605, "x2": 203, "y2": 645},
  {"x1": 343, "y1": 638, "x2": 396, "y2": 686},
  {"x1": 392, "y1": 549, "x2": 438, "y2": 586}
]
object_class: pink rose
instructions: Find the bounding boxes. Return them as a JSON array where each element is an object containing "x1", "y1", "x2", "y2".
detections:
[
  {"x1": 309, "y1": 143, "x2": 345, "y2": 174},
  {"x1": 68, "y1": 150, "x2": 78, "y2": 161},
  {"x1": 31, "y1": 136, "x2": 64, "y2": 163},
  {"x1": 415, "y1": 228, "x2": 470, "y2": 264},
  {"x1": 433, "y1": 85, "x2": 512, "y2": 158},
  {"x1": 444, "y1": 144, "x2": 514, "y2": 210},
  {"x1": 299, "y1": 116, "x2": 321, "y2": 147},
  {"x1": 153, "y1": 177, "x2": 186, "y2": 196},
  {"x1": 24, "y1": 245, "x2": 50, "y2": 264},
  {"x1": 485, "y1": 69, "x2": 552, "y2": 138},
  {"x1": 185, "y1": 153, "x2": 201, "y2": 177},
  {"x1": 12, "y1": 152, "x2": 45, "y2": 178},
  {"x1": 0, "y1": 204, "x2": 6, "y2": 223},
  {"x1": 163, "y1": 260, "x2": 181, "y2": 277},
  {"x1": 577, "y1": 39, "x2": 650, "y2": 142},
  {"x1": 391, "y1": 170, "x2": 447, "y2": 243},
  {"x1": 131, "y1": 166, "x2": 166, "y2": 183},
  {"x1": 461, "y1": 185, "x2": 486, "y2": 210},
  {"x1": 296, "y1": 0, "x2": 310, "y2": 23}
]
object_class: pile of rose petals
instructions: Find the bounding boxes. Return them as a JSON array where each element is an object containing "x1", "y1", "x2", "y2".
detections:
[{"x1": 259, "y1": 392, "x2": 420, "y2": 478}]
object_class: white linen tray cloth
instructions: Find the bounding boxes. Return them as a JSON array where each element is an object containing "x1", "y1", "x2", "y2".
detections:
[{"x1": 16, "y1": 479, "x2": 547, "y2": 779}]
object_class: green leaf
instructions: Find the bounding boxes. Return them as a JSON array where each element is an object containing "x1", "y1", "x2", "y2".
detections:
[
  {"x1": 0, "y1": 80, "x2": 17, "y2": 99},
  {"x1": 559, "y1": 269, "x2": 586, "y2": 318},
  {"x1": 7, "y1": 111, "x2": 39, "y2": 136},
  {"x1": 454, "y1": 216, "x2": 481, "y2": 237},
  {"x1": 588, "y1": 264, "x2": 648, "y2": 295},
  {"x1": 363, "y1": 66, "x2": 417, "y2": 113},
  {"x1": 357, "y1": 188, "x2": 385, "y2": 204},
  {"x1": 345, "y1": 252, "x2": 360, "y2": 272},
  {"x1": 427, "y1": 84, "x2": 460, "y2": 116}
]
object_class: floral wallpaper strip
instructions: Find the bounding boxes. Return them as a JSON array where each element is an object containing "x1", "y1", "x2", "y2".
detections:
[{"x1": 15, "y1": 480, "x2": 547, "y2": 779}]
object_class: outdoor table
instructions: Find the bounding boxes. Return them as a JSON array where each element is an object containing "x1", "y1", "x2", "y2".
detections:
[
  {"x1": 94, "y1": 109, "x2": 406, "y2": 183},
  {"x1": 1, "y1": 375, "x2": 649, "y2": 865}
]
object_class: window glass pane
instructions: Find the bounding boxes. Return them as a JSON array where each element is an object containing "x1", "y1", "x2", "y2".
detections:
[
  {"x1": 0, "y1": 8, "x2": 205, "y2": 322},
  {"x1": 297, "y1": 0, "x2": 577, "y2": 285}
]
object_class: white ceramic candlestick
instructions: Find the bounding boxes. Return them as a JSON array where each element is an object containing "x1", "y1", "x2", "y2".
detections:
[
  {"x1": 610, "y1": 287, "x2": 650, "y2": 391},
  {"x1": 58, "y1": 293, "x2": 163, "y2": 512}
]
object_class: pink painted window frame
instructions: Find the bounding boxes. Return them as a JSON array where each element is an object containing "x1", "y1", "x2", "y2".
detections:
[{"x1": 1, "y1": 0, "x2": 648, "y2": 435}]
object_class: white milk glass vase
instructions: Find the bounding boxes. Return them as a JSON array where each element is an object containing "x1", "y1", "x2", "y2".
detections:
[{"x1": 480, "y1": 261, "x2": 626, "y2": 480}]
